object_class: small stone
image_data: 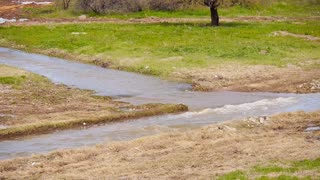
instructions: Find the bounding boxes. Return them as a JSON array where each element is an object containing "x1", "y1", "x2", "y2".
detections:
[
  {"x1": 259, "y1": 50, "x2": 268, "y2": 55},
  {"x1": 71, "y1": 32, "x2": 87, "y2": 35},
  {"x1": 79, "y1": 15, "x2": 87, "y2": 20},
  {"x1": 248, "y1": 117, "x2": 257, "y2": 122},
  {"x1": 214, "y1": 74, "x2": 223, "y2": 80},
  {"x1": 259, "y1": 117, "x2": 265, "y2": 124}
]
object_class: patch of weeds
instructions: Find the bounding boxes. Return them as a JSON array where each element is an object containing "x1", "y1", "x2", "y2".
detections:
[
  {"x1": 256, "y1": 175, "x2": 312, "y2": 180},
  {"x1": 292, "y1": 158, "x2": 320, "y2": 170},
  {"x1": 217, "y1": 170, "x2": 247, "y2": 180},
  {"x1": 219, "y1": 158, "x2": 320, "y2": 179},
  {"x1": 255, "y1": 158, "x2": 320, "y2": 175},
  {"x1": 254, "y1": 166, "x2": 297, "y2": 174},
  {"x1": 0, "y1": 76, "x2": 26, "y2": 87}
]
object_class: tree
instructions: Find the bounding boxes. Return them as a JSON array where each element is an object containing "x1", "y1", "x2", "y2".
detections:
[{"x1": 204, "y1": 0, "x2": 220, "y2": 26}]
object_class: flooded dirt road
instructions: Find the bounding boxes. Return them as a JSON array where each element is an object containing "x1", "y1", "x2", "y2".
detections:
[{"x1": 0, "y1": 47, "x2": 319, "y2": 159}]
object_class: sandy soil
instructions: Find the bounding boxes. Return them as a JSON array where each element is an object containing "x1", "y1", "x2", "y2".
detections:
[
  {"x1": 0, "y1": 111, "x2": 319, "y2": 179},
  {"x1": 172, "y1": 64, "x2": 320, "y2": 93}
]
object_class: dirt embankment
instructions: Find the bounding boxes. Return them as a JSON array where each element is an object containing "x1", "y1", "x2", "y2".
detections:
[
  {"x1": 173, "y1": 64, "x2": 320, "y2": 93},
  {"x1": 1, "y1": 111, "x2": 319, "y2": 179}
]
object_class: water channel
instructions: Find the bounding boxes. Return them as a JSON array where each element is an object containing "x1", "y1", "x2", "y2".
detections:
[{"x1": 0, "y1": 47, "x2": 319, "y2": 160}]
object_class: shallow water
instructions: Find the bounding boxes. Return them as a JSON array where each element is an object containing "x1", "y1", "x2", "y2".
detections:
[{"x1": 0, "y1": 47, "x2": 319, "y2": 160}]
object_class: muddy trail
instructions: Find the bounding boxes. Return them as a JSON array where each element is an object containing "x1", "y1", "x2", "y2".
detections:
[{"x1": 0, "y1": 47, "x2": 319, "y2": 160}]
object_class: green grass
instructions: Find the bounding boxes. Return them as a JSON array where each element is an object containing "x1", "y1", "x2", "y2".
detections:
[
  {"x1": 218, "y1": 158, "x2": 320, "y2": 179},
  {"x1": 255, "y1": 158, "x2": 320, "y2": 174},
  {"x1": 0, "y1": 76, "x2": 26, "y2": 86},
  {"x1": 0, "y1": 20, "x2": 319, "y2": 78},
  {"x1": 218, "y1": 170, "x2": 247, "y2": 180}
]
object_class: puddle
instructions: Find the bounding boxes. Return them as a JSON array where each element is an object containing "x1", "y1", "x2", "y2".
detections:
[
  {"x1": 0, "y1": 47, "x2": 319, "y2": 160},
  {"x1": 20, "y1": 1, "x2": 52, "y2": 5},
  {"x1": 0, "y1": 18, "x2": 28, "y2": 24}
]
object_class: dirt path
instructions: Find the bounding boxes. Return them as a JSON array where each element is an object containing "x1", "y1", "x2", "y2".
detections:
[
  {"x1": 1, "y1": 16, "x2": 320, "y2": 26},
  {"x1": 1, "y1": 111, "x2": 319, "y2": 179}
]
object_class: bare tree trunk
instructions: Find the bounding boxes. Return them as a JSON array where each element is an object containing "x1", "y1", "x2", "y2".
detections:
[{"x1": 210, "y1": 7, "x2": 219, "y2": 26}]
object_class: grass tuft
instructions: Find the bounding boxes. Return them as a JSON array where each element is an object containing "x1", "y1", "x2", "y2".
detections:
[
  {"x1": 218, "y1": 170, "x2": 247, "y2": 180},
  {"x1": 0, "y1": 76, "x2": 26, "y2": 86}
]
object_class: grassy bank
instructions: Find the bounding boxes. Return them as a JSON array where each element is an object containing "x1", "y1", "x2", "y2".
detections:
[
  {"x1": 1, "y1": 111, "x2": 319, "y2": 179},
  {"x1": 0, "y1": 20, "x2": 319, "y2": 78},
  {"x1": 0, "y1": 65, "x2": 188, "y2": 139},
  {"x1": 0, "y1": 103, "x2": 187, "y2": 140}
]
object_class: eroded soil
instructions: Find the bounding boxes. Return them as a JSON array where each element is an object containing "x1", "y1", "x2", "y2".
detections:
[{"x1": 0, "y1": 111, "x2": 319, "y2": 179}]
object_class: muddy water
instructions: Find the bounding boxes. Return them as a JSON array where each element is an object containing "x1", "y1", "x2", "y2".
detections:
[{"x1": 0, "y1": 47, "x2": 319, "y2": 160}]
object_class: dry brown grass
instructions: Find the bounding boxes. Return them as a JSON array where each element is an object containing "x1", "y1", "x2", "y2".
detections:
[
  {"x1": 1, "y1": 111, "x2": 319, "y2": 179},
  {"x1": 0, "y1": 65, "x2": 124, "y2": 126},
  {"x1": 173, "y1": 63, "x2": 320, "y2": 93}
]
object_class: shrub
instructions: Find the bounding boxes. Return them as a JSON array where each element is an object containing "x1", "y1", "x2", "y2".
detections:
[
  {"x1": 74, "y1": 0, "x2": 319, "y2": 14},
  {"x1": 77, "y1": 0, "x2": 143, "y2": 14}
]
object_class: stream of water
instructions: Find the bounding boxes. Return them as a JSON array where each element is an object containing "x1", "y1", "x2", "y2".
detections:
[{"x1": 0, "y1": 47, "x2": 319, "y2": 160}]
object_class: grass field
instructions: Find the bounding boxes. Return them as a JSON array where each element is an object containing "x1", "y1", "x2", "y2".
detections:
[{"x1": 1, "y1": 20, "x2": 319, "y2": 78}]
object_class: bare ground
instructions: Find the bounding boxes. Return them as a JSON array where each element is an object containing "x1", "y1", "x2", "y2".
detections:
[{"x1": 0, "y1": 111, "x2": 319, "y2": 179}]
